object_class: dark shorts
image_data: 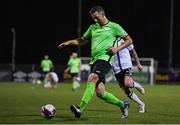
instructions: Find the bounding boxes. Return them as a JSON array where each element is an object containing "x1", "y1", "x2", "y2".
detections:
[
  {"x1": 41, "y1": 71, "x2": 50, "y2": 78},
  {"x1": 115, "y1": 68, "x2": 133, "y2": 86},
  {"x1": 70, "y1": 73, "x2": 78, "y2": 77},
  {"x1": 90, "y1": 60, "x2": 111, "y2": 84}
]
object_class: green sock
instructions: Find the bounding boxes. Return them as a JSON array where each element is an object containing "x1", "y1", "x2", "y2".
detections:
[
  {"x1": 99, "y1": 91, "x2": 125, "y2": 109},
  {"x1": 72, "y1": 81, "x2": 76, "y2": 90},
  {"x1": 75, "y1": 81, "x2": 80, "y2": 87},
  {"x1": 79, "y1": 82, "x2": 96, "y2": 112},
  {"x1": 43, "y1": 77, "x2": 48, "y2": 84}
]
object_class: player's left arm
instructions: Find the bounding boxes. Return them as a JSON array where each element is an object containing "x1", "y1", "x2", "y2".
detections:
[
  {"x1": 50, "y1": 60, "x2": 53, "y2": 69},
  {"x1": 130, "y1": 48, "x2": 143, "y2": 72},
  {"x1": 40, "y1": 60, "x2": 44, "y2": 67},
  {"x1": 115, "y1": 36, "x2": 133, "y2": 52},
  {"x1": 107, "y1": 36, "x2": 133, "y2": 55},
  {"x1": 107, "y1": 24, "x2": 133, "y2": 55},
  {"x1": 78, "y1": 59, "x2": 82, "y2": 71}
]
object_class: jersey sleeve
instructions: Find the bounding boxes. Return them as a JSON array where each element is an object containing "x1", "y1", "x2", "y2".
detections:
[
  {"x1": 114, "y1": 24, "x2": 128, "y2": 38},
  {"x1": 50, "y1": 60, "x2": 53, "y2": 65}
]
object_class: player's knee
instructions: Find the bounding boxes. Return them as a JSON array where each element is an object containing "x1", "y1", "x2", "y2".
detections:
[
  {"x1": 88, "y1": 73, "x2": 99, "y2": 83},
  {"x1": 96, "y1": 83, "x2": 105, "y2": 97},
  {"x1": 124, "y1": 80, "x2": 133, "y2": 87},
  {"x1": 96, "y1": 88, "x2": 104, "y2": 97}
]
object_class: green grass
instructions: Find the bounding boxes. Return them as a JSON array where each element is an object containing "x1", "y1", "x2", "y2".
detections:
[{"x1": 0, "y1": 82, "x2": 180, "y2": 124}]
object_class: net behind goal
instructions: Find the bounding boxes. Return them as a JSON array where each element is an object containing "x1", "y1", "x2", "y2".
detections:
[{"x1": 80, "y1": 57, "x2": 157, "y2": 85}]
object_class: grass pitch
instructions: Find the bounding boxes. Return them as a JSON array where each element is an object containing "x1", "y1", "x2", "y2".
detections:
[{"x1": 0, "y1": 82, "x2": 180, "y2": 124}]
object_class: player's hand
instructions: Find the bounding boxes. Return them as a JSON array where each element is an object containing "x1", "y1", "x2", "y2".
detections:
[
  {"x1": 57, "y1": 41, "x2": 69, "y2": 49},
  {"x1": 106, "y1": 47, "x2": 118, "y2": 56},
  {"x1": 137, "y1": 64, "x2": 143, "y2": 72},
  {"x1": 64, "y1": 69, "x2": 68, "y2": 73}
]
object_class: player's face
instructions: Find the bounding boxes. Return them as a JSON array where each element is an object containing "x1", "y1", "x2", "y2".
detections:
[
  {"x1": 44, "y1": 55, "x2": 49, "y2": 59},
  {"x1": 91, "y1": 11, "x2": 104, "y2": 25},
  {"x1": 72, "y1": 53, "x2": 77, "y2": 58}
]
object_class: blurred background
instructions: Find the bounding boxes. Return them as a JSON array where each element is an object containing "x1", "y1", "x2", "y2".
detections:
[{"x1": 1, "y1": 0, "x2": 179, "y2": 83}]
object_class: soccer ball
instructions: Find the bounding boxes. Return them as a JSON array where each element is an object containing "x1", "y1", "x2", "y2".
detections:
[{"x1": 41, "y1": 104, "x2": 56, "y2": 119}]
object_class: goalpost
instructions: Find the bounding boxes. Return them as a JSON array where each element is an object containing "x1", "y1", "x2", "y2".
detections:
[
  {"x1": 80, "y1": 57, "x2": 157, "y2": 85},
  {"x1": 132, "y1": 58, "x2": 157, "y2": 85}
]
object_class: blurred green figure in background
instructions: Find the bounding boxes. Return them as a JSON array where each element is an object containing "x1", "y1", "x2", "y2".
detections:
[
  {"x1": 65, "y1": 52, "x2": 81, "y2": 91},
  {"x1": 41, "y1": 55, "x2": 53, "y2": 84}
]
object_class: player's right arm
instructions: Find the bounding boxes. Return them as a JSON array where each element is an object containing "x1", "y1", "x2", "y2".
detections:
[
  {"x1": 129, "y1": 48, "x2": 143, "y2": 72},
  {"x1": 57, "y1": 37, "x2": 88, "y2": 49},
  {"x1": 57, "y1": 25, "x2": 92, "y2": 49},
  {"x1": 64, "y1": 67, "x2": 70, "y2": 73}
]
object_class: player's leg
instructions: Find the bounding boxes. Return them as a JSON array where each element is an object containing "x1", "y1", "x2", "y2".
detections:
[
  {"x1": 133, "y1": 80, "x2": 145, "y2": 95},
  {"x1": 74, "y1": 75, "x2": 80, "y2": 89},
  {"x1": 93, "y1": 61, "x2": 125, "y2": 110},
  {"x1": 124, "y1": 87, "x2": 145, "y2": 113},
  {"x1": 70, "y1": 61, "x2": 100, "y2": 118},
  {"x1": 71, "y1": 73, "x2": 80, "y2": 91},
  {"x1": 124, "y1": 75, "x2": 145, "y2": 94},
  {"x1": 119, "y1": 69, "x2": 145, "y2": 113},
  {"x1": 123, "y1": 68, "x2": 145, "y2": 94},
  {"x1": 43, "y1": 71, "x2": 49, "y2": 84},
  {"x1": 76, "y1": 73, "x2": 81, "y2": 88},
  {"x1": 70, "y1": 72, "x2": 98, "y2": 118},
  {"x1": 115, "y1": 69, "x2": 145, "y2": 113},
  {"x1": 96, "y1": 82, "x2": 129, "y2": 118},
  {"x1": 44, "y1": 73, "x2": 51, "y2": 88},
  {"x1": 50, "y1": 77, "x2": 58, "y2": 88},
  {"x1": 92, "y1": 60, "x2": 129, "y2": 118},
  {"x1": 96, "y1": 82, "x2": 124, "y2": 108},
  {"x1": 72, "y1": 75, "x2": 77, "y2": 91},
  {"x1": 70, "y1": 60, "x2": 117, "y2": 118}
]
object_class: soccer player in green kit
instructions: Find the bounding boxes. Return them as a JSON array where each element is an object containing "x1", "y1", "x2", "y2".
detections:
[
  {"x1": 65, "y1": 52, "x2": 81, "y2": 91},
  {"x1": 41, "y1": 55, "x2": 53, "y2": 84},
  {"x1": 58, "y1": 6, "x2": 132, "y2": 119}
]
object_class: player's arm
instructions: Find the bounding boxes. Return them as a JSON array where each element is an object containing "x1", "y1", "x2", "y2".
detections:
[
  {"x1": 129, "y1": 48, "x2": 143, "y2": 72},
  {"x1": 107, "y1": 24, "x2": 133, "y2": 55},
  {"x1": 40, "y1": 61, "x2": 43, "y2": 67},
  {"x1": 57, "y1": 37, "x2": 88, "y2": 49},
  {"x1": 78, "y1": 59, "x2": 82, "y2": 71},
  {"x1": 64, "y1": 67, "x2": 70, "y2": 73},
  {"x1": 65, "y1": 60, "x2": 71, "y2": 73},
  {"x1": 116, "y1": 36, "x2": 132, "y2": 51},
  {"x1": 50, "y1": 61, "x2": 53, "y2": 69},
  {"x1": 107, "y1": 36, "x2": 133, "y2": 55},
  {"x1": 58, "y1": 24, "x2": 92, "y2": 49}
]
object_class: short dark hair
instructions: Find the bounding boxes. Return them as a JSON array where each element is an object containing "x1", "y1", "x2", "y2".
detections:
[{"x1": 89, "y1": 6, "x2": 105, "y2": 14}]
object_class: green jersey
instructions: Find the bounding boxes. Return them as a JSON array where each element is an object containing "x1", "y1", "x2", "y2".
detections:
[
  {"x1": 68, "y1": 58, "x2": 81, "y2": 73},
  {"x1": 83, "y1": 21, "x2": 128, "y2": 64},
  {"x1": 41, "y1": 59, "x2": 53, "y2": 72}
]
